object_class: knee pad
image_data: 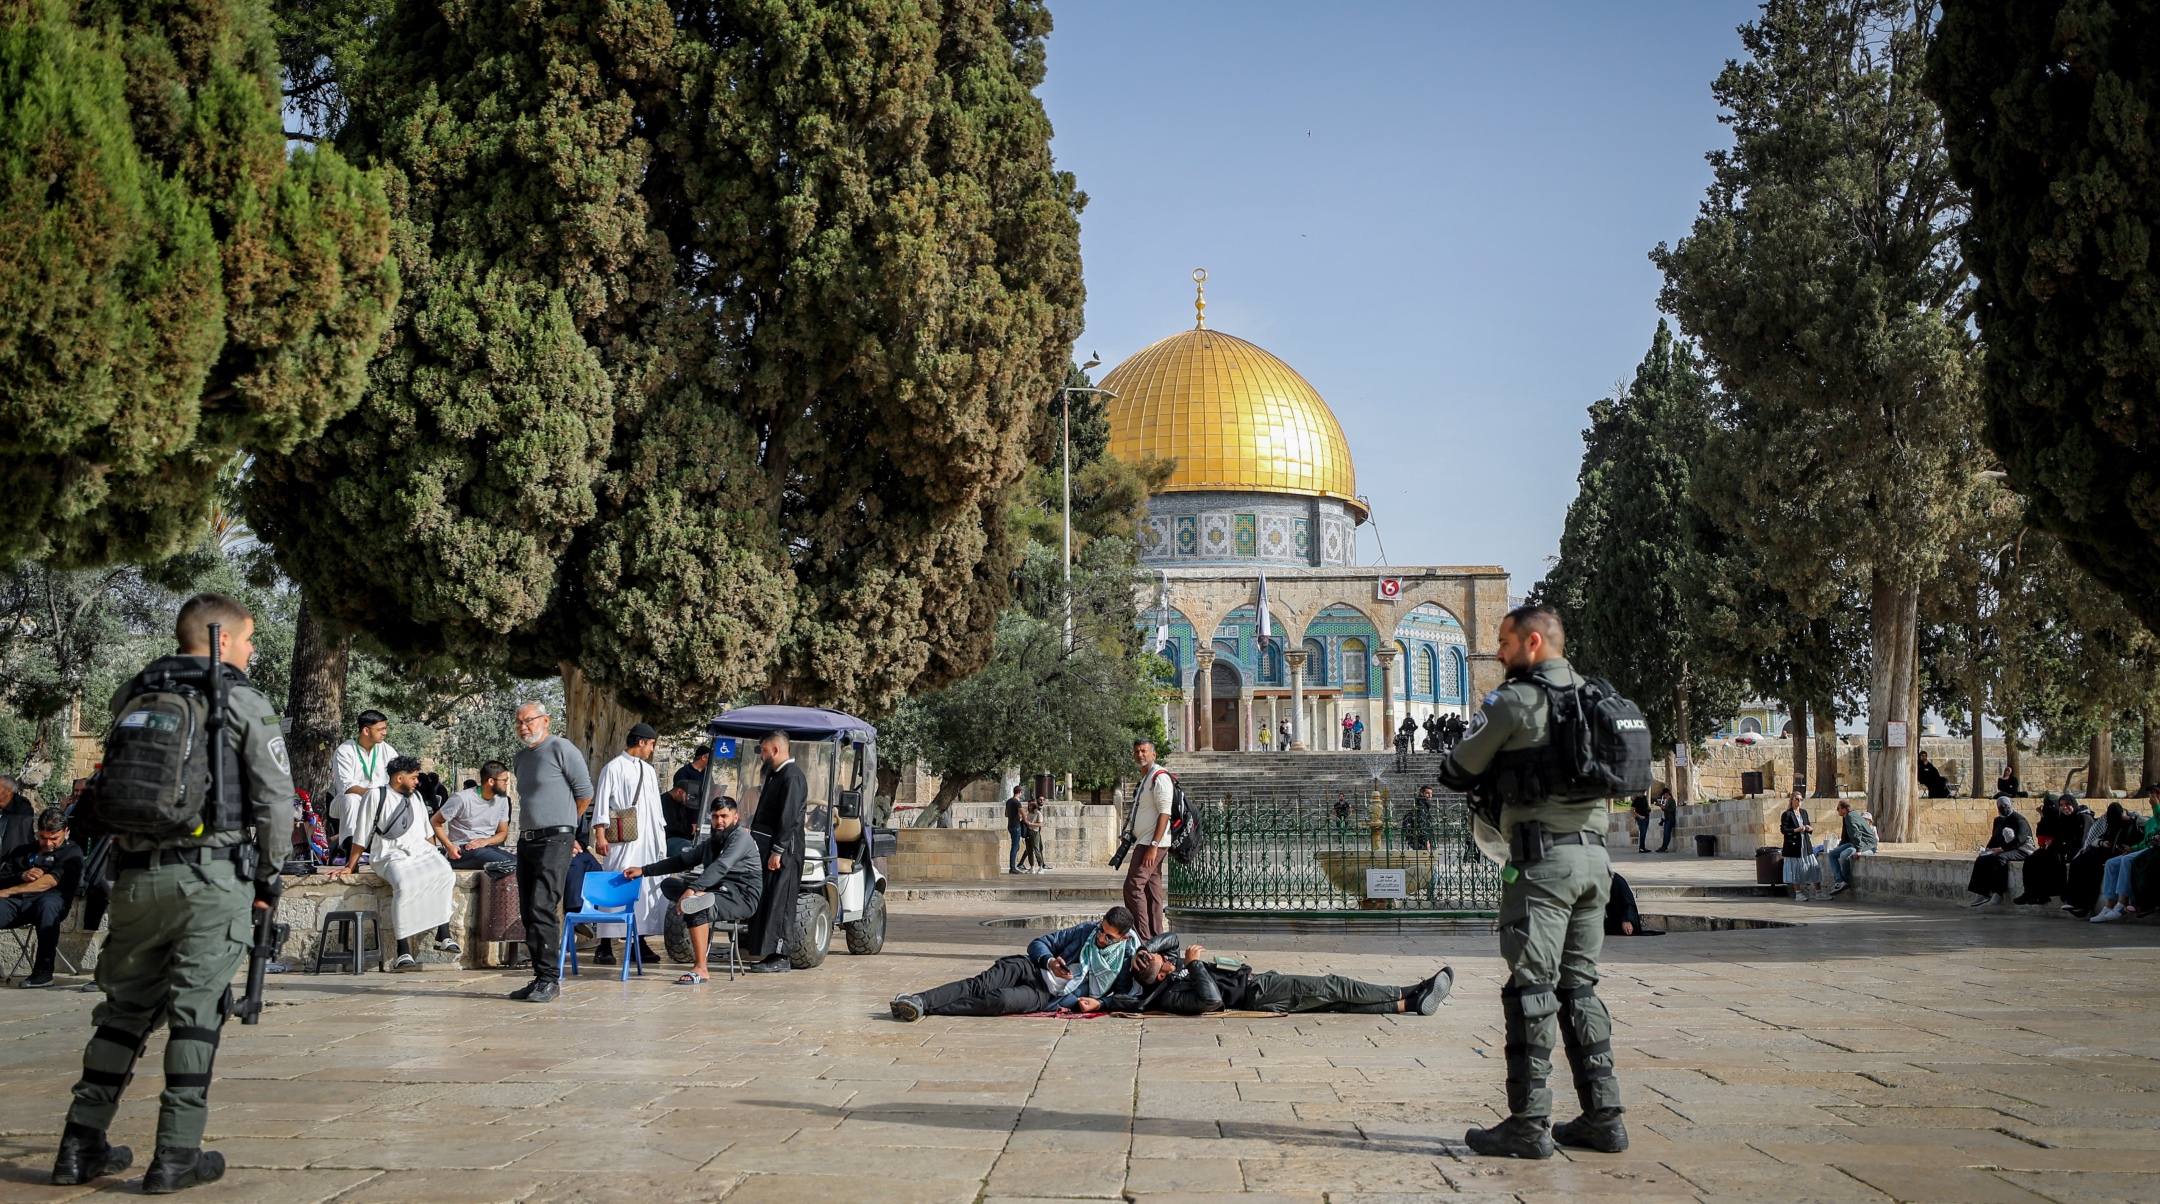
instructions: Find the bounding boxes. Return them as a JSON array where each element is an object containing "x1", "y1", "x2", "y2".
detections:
[
  {"x1": 1556, "y1": 985, "x2": 1619, "y2": 1102},
  {"x1": 81, "y1": 1023, "x2": 153, "y2": 1093}
]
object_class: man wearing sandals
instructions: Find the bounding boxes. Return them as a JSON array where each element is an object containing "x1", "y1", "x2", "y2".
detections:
[{"x1": 622, "y1": 795, "x2": 760, "y2": 984}]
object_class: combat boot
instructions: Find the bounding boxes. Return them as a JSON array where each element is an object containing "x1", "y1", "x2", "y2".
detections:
[
  {"x1": 50, "y1": 1122, "x2": 131, "y2": 1185},
  {"x1": 1463, "y1": 1116, "x2": 1554, "y2": 1160},
  {"x1": 141, "y1": 1146, "x2": 224, "y2": 1194},
  {"x1": 1552, "y1": 1107, "x2": 1629, "y2": 1153}
]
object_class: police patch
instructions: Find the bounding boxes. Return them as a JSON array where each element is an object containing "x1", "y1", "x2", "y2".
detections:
[
  {"x1": 1482, "y1": 691, "x2": 1500, "y2": 707},
  {"x1": 268, "y1": 736, "x2": 290, "y2": 775}
]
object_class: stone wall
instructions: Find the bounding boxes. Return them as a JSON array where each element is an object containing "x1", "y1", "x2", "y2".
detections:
[
  {"x1": 1678, "y1": 735, "x2": 2108, "y2": 800},
  {"x1": 886, "y1": 828, "x2": 1003, "y2": 882},
  {"x1": 1606, "y1": 795, "x2": 2006, "y2": 857},
  {"x1": 1845, "y1": 851, "x2": 2023, "y2": 908},
  {"x1": 946, "y1": 802, "x2": 1123, "y2": 869}
]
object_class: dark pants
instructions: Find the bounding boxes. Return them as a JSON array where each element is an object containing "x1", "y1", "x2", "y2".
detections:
[
  {"x1": 2017, "y1": 848, "x2": 2072, "y2": 903},
  {"x1": 1008, "y1": 823, "x2": 1025, "y2": 872},
  {"x1": 0, "y1": 889, "x2": 68, "y2": 977},
  {"x1": 744, "y1": 836, "x2": 800, "y2": 960},
  {"x1": 918, "y1": 954, "x2": 1056, "y2": 1016},
  {"x1": 1657, "y1": 818, "x2": 1675, "y2": 852},
  {"x1": 445, "y1": 845, "x2": 514, "y2": 871},
  {"x1": 2066, "y1": 847, "x2": 2114, "y2": 912},
  {"x1": 517, "y1": 830, "x2": 575, "y2": 982},
  {"x1": 1969, "y1": 852, "x2": 2024, "y2": 897},
  {"x1": 564, "y1": 849, "x2": 604, "y2": 913},
  {"x1": 660, "y1": 877, "x2": 757, "y2": 929},
  {"x1": 1241, "y1": 970, "x2": 1405, "y2": 1014},
  {"x1": 1634, "y1": 815, "x2": 1650, "y2": 850}
]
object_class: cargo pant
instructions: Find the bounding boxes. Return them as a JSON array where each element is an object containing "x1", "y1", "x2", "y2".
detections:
[
  {"x1": 1494, "y1": 841, "x2": 1623, "y2": 1123},
  {"x1": 66, "y1": 859, "x2": 252, "y2": 1150}
]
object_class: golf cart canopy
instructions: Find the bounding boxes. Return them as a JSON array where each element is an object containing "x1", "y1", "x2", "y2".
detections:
[{"x1": 708, "y1": 705, "x2": 876, "y2": 744}]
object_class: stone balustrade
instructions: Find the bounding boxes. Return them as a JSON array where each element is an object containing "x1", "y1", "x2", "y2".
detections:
[
  {"x1": 1607, "y1": 795, "x2": 2013, "y2": 857},
  {"x1": 945, "y1": 801, "x2": 1123, "y2": 869}
]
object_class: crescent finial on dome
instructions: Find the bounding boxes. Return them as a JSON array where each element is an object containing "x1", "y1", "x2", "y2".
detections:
[{"x1": 1193, "y1": 268, "x2": 1207, "y2": 329}]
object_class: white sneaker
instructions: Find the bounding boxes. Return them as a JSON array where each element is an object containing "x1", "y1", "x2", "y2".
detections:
[
  {"x1": 2060, "y1": 903, "x2": 2077, "y2": 911},
  {"x1": 2091, "y1": 905, "x2": 2124, "y2": 923}
]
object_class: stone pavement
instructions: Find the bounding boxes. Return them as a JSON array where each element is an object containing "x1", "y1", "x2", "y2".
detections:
[{"x1": 1, "y1": 882, "x2": 2157, "y2": 1203}]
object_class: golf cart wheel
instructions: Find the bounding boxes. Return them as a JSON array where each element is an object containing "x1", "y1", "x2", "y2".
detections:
[
  {"x1": 844, "y1": 889, "x2": 887, "y2": 955},
  {"x1": 789, "y1": 893, "x2": 832, "y2": 969},
  {"x1": 663, "y1": 909, "x2": 693, "y2": 964}
]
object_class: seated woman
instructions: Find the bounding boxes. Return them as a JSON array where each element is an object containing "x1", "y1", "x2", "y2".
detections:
[
  {"x1": 1102, "y1": 943, "x2": 1452, "y2": 1016},
  {"x1": 325, "y1": 756, "x2": 459, "y2": 968},
  {"x1": 2014, "y1": 794, "x2": 2090, "y2": 906},
  {"x1": 2066, "y1": 800, "x2": 2143, "y2": 917},
  {"x1": 1967, "y1": 796, "x2": 2035, "y2": 907},
  {"x1": 2090, "y1": 790, "x2": 2160, "y2": 923},
  {"x1": 622, "y1": 795, "x2": 761, "y2": 984}
]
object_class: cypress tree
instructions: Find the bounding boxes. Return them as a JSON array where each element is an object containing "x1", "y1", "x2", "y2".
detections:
[
  {"x1": 244, "y1": 0, "x2": 1084, "y2": 731},
  {"x1": 0, "y1": 0, "x2": 397, "y2": 566},
  {"x1": 1654, "y1": 0, "x2": 1979, "y2": 840},
  {"x1": 1926, "y1": 1, "x2": 2160, "y2": 637}
]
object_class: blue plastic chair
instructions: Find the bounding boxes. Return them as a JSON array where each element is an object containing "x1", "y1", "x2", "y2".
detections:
[{"x1": 560, "y1": 872, "x2": 645, "y2": 981}]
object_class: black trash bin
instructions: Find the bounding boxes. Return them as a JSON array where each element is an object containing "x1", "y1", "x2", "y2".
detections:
[
  {"x1": 1694, "y1": 833, "x2": 1718, "y2": 858},
  {"x1": 1755, "y1": 845, "x2": 1783, "y2": 886}
]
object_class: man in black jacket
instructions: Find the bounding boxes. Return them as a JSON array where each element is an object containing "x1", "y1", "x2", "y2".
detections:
[
  {"x1": 624, "y1": 796, "x2": 760, "y2": 984},
  {"x1": 1102, "y1": 942, "x2": 1453, "y2": 1017},
  {"x1": 744, "y1": 732, "x2": 808, "y2": 973}
]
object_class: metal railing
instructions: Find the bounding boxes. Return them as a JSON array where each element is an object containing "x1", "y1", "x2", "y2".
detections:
[{"x1": 1169, "y1": 791, "x2": 1501, "y2": 913}]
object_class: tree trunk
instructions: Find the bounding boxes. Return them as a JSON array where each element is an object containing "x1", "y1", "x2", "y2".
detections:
[
  {"x1": 1790, "y1": 698, "x2": 1809, "y2": 795},
  {"x1": 1969, "y1": 692, "x2": 1985, "y2": 800},
  {"x1": 1866, "y1": 572, "x2": 1920, "y2": 843},
  {"x1": 2005, "y1": 714, "x2": 2021, "y2": 783},
  {"x1": 2087, "y1": 726, "x2": 2113, "y2": 800},
  {"x1": 1673, "y1": 669, "x2": 1692, "y2": 803},
  {"x1": 560, "y1": 662, "x2": 642, "y2": 774},
  {"x1": 16, "y1": 708, "x2": 62, "y2": 794},
  {"x1": 912, "y1": 772, "x2": 980, "y2": 828},
  {"x1": 1813, "y1": 700, "x2": 1838, "y2": 797},
  {"x1": 2143, "y1": 722, "x2": 2160, "y2": 794},
  {"x1": 286, "y1": 598, "x2": 349, "y2": 803}
]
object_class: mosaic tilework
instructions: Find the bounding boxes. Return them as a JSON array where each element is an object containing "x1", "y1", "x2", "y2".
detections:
[{"x1": 1233, "y1": 513, "x2": 1256, "y2": 557}]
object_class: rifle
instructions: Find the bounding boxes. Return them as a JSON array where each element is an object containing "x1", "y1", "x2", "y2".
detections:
[
  {"x1": 206, "y1": 621, "x2": 291, "y2": 1024},
  {"x1": 236, "y1": 875, "x2": 289, "y2": 1025}
]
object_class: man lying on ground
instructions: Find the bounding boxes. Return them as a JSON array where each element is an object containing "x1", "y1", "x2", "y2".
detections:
[
  {"x1": 1097, "y1": 942, "x2": 1453, "y2": 1016},
  {"x1": 888, "y1": 906, "x2": 1161, "y2": 1021}
]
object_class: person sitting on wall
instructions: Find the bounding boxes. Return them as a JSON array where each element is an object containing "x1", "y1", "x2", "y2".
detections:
[
  {"x1": 1101, "y1": 942, "x2": 1454, "y2": 1016},
  {"x1": 2014, "y1": 793, "x2": 2090, "y2": 907},
  {"x1": 1824, "y1": 800, "x2": 1878, "y2": 896},
  {"x1": 1917, "y1": 752, "x2": 1952, "y2": 800},
  {"x1": 1967, "y1": 796, "x2": 2036, "y2": 907}
]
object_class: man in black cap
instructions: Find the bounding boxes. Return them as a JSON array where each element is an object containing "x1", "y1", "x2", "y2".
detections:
[
  {"x1": 588, "y1": 723, "x2": 666, "y2": 967},
  {"x1": 663, "y1": 745, "x2": 712, "y2": 859}
]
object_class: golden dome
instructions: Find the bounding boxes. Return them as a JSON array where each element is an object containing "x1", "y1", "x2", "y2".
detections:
[{"x1": 1102, "y1": 326, "x2": 1364, "y2": 521}]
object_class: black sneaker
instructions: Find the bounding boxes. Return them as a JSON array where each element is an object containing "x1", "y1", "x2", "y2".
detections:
[
  {"x1": 890, "y1": 995, "x2": 925, "y2": 1022},
  {"x1": 526, "y1": 979, "x2": 560, "y2": 1003},
  {"x1": 1552, "y1": 1107, "x2": 1629, "y2": 1153},
  {"x1": 1463, "y1": 1116, "x2": 1554, "y2": 1160},
  {"x1": 746, "y1": 957, "x2": 791, "y2": 974},
  {"x1": 592, "y1": 942, "x2": 616, "y2": 966},
  {"x1": 507, "y1": 979, "x2": 541, "y2": 1001},
  {"x1": 141, "y1": 1147, "x2": 224, "y2": 1194},
  {"x1": 1410, "y1": 966, "x2": 1454, "y2": 1016},
  {"x1": 21, "y1": 972, "x2": 55, "y2": 988}
]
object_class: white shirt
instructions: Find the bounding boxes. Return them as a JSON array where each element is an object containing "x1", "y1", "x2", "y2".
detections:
[
  {"x1": 1132, "y1": 766, "x2": 1174, "y2": 847},
  {"x1": 331, "y1": 738, "x2": 397, "y2": 825},
  {"x1": 349, "y1": 786, "x2": 435, "y2": 862}
]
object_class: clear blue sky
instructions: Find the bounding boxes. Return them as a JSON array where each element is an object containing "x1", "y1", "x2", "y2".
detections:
[{"x1": 1039, "y1": 1, "x2": 1760, "y2": 592}]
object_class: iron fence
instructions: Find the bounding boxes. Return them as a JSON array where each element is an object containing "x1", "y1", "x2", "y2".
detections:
[{"x1": 1169, "y1": 791, "x2": 1501, "y2": 913}]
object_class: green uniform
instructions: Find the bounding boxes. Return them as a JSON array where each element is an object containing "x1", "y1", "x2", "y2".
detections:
[
  {"x1": 66, "y1": 656, "x2": 292, "y2": 1151},
  {"x1": 1441, "y1": 656, "x2": 1622, "y2": 1125}
]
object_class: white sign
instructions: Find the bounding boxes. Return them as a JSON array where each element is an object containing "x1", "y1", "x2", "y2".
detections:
[
  {"x1": 1376, "y1": 577, "x2": 1403, "y2": 601},
  {"x1": 1365, "y1": 868, "x2": 1408, "y2": 899},
  {"x1": 1672, "y1": 743, "x2": 1691, "y2": 769},
  {"x1": 1885, "y1": 722, "x2": 1908, "y2": 749}
]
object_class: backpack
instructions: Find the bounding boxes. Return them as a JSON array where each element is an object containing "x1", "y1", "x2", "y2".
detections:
[
  {"x1": 95, "y1": 665, "x2": 242, "y2": 839},
  {"x1": 1139, "y1": 768, "x2": 1204, "y2": 866},
  {"x1": 1538, "y1": 676, "x2": 1654, "y2": 802}
]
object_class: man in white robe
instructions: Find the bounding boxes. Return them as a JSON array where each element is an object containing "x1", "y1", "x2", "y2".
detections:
[
  {"x1": 591, "y1": 723, "x2": 666, "y2": 966},
  {"x1": 329, "y1": 710, "x2": 397, "y2": 839},
  {"x1": 326, "y1": 755, "x2": 459, "y2": 969}
]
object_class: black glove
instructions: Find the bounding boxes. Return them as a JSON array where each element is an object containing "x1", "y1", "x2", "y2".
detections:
[{"x1": 254, "y1": 874, "x2": 285, "y2": 907}]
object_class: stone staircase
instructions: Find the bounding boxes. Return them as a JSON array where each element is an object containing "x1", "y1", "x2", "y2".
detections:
[{"x1": 1162, "y1": 751, "x2": 1459, "y2": 805}]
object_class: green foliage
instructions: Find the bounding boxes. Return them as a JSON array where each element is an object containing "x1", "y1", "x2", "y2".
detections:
[
  {"x1": 0, "y1": 0, "x2": 397, "y2": 567},
  {"x1": 1532, "y1": 322, "x2": 1744, "y2": 749},
  {"x1": 246, "y1": 0, "x2": 1084, "y2": 727},
  {"x1": 1927, "y1": 0, "x2": 2160, "y2": 638},
  {"x1": 1655, "y1": 0, "x2": 1978, "y2": 601}
]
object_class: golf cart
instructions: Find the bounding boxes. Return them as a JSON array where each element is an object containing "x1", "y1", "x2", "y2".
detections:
[{"x1": 666, "y1": 705, "x2": 895, "y2": 968}]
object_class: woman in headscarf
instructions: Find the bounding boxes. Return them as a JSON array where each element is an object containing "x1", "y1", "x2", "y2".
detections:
[
  {"x1": 2065, "y1": 800, "x2": 2143, "y2": 917},
  {"x1": 1967, "y1": 796, "x2": 2035, "y2": 907},
  {"x1": 2014, "y1": 793, "x2": 2090, "y2": 906}
]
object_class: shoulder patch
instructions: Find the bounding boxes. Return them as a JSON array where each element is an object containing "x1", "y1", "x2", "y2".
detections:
[
  {"x1": 268, "y1": 737, "x2": 290, "y2": 776},
  {"x1": 1482, "y1": 691, "x2": 1500, "y2": 707},
  {"x1": 261, "y1": 714, "x2": 281, "y2": 725}
]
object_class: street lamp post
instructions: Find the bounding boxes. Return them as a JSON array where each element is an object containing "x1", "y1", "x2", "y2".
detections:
[{"x1": 1058, "y1": 360, "x2": 1113, "y2": 798}]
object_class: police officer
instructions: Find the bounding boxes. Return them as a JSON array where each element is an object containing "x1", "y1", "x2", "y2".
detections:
[
  {"x1": 1437, "y1": 605, "x2": 1626, "y2": 1159},
  {"x1": 51, "y1": 593, "x2": 292, "y2": 1192}
]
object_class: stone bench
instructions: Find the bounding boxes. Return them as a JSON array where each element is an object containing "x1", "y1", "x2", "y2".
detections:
[{"x1": 1842, "y1": 851, "x2": 2031, "y2": 909}]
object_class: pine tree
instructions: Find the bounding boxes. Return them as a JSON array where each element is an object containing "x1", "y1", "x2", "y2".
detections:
[
  {"x1": 1926, "y1": 1, "x2": 2160, "y2": 640},
  {"x1": 244, "y1": 0, "x2": 1084, "y2": 739},
  {"x1": 1533, "y1": 322, "x2": 1744, "y2": 783},
  {"x1": 0, "y1": 0, "x2": 397, "y2": 567},
  {"x1": 1654, "y1": 0, "x2": 1979, "y2": 840}
]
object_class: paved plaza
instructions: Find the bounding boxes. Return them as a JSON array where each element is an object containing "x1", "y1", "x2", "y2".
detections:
[{"x1": 2, "y1": 855, "x2": 2157, "y2": 1203}]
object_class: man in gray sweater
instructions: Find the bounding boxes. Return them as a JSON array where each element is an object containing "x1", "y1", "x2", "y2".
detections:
[
  {"x1": 510, "y1": 703, "x2": 593, "y2": 1003},
  {"x1": 624, "y1": 796, "x2": 761, "y2": 983}
]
